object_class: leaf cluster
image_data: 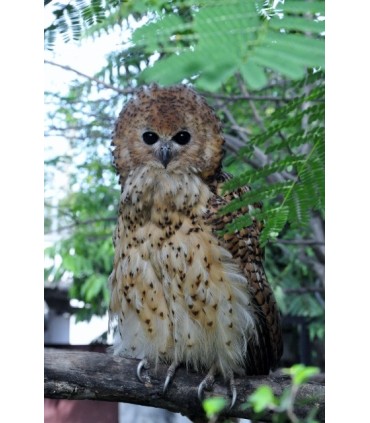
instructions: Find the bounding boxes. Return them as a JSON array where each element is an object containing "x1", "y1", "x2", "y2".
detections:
[
  {"x1": 222, "y1": 74, "x2": 324, "y2": 245},
  {"x1": 246, "y1": 365, "x2": 321, "y2": 423},
  {"x1": 45, "y1": 0, "x2": 111, "y2": 49},
  {"x1": 45, "y1": 178, "x2": 119, "y2": 321},
  {"x1": 202, "y1": 364, "x2": 320, "y2": 423},
  {"x1": 132, "y1": 0, "x2": 324, "y2": 91}
]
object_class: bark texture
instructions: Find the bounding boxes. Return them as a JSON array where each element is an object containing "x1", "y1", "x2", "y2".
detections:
[{"x1": 44, "y1": 348, "x2": 324, "y2": 422}]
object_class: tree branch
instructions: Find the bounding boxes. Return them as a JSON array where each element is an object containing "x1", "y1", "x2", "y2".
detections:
[
  {"x1": 236, "y1": 73, "x2": 266, "y2": 131},
  {"x1": 283, "y1": 287, "x2": 325, "y2": 294},
  {"x1": 201, "y1": 92, "x2": 295, "y2": 103},
  {"x1": 44, "y1": 348, "x2": 325, "y2": 423},
  {"x1": 44, "y1": 216, "x2": 116, "y2": 235},
  {"x1": 44, "y1": 60, "x2": 137, "y2": 95},
  {"x1": 272, "y1": 239, "x2": 325, "y2": 246}
]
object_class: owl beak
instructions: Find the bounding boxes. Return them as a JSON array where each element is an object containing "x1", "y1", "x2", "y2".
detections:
[{"x1": 158, "y1": 143, "x2": 172, "y2": 168}]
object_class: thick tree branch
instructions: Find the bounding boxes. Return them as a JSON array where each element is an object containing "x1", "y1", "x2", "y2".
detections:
[{"x1": 44, "y1": 348, "x2": 324, "y2": 423}]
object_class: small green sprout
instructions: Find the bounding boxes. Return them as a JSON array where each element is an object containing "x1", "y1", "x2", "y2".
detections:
[{"x1": 203, "y1": 396, "x2": 228, "y2": 419}]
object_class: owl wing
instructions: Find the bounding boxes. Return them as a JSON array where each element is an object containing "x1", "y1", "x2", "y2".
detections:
[{"x1": 205, "y1": 171, "x2": 283, "y2": 375}]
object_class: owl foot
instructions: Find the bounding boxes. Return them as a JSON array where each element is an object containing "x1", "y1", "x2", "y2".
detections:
[
  {"x1": 136, "y1": 358, "x2": 151, "y2": 383},
  {"x1": 163, "y1": 362, "x2": 179, "y2": 393},
  {"x1": 197, "y1": 364, "x2": 217, "y2": 402},
  {"x1": 198, "y1": 367, "x2": 237, "y2": 409}
]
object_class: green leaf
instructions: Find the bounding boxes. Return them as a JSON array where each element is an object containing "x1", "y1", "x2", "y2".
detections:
[
  {"x1": 283, "y1": 1, "x2": 325, "y2": 15},
  {"x1": 221, "y1": 181, "x2": 291, "y2": 215},
  {"x1": 140, "y1": 50, "x2": 198, "y2": 85},
  {"x1": 248, "y1": 385, "x2": 276, "y2": 413},
  {"x1": 196, "y1": 57, "x2": 237, "y2": 91},
  {"x1": 284, "y1": 364, "x2": 320, "y2": 386},
  {"x1": 260, "y1": 206, "x2": 289, "y2": 245},
  {"x1": 270, "y1": 16, "x2": 325, "y2": 34},
  {"x1": 266, "y1": 33, "x2": 324, "y2": 67},
  {"x1": 82, "y1": 274, "x2": 106, "y2": 303},
  {"x1": 202, "y1": 397, "x2": 227, "y2": 418},
  {"x1": 135, "y1": 0, "x2": 324, "y2": 89},
  {"x1": 223, "y1": 155, "x2": 306, "y2": 191},
  {"x1": 253, "y1": 46, "x2": 307, "y2": 80},
  {"x1": 240, "y1": 60, "x2": 268, "y2": 90},
  {"x1": 132, "y1": 14, "x2": 187, "y2": 52}
]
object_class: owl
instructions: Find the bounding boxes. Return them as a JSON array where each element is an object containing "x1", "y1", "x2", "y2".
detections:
[{"x1": 108, "y1": 84, "x2": 283, "y2": 406}]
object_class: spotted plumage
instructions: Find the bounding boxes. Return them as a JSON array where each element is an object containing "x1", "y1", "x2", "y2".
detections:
[{"x1": 108, "y1": 84, "x2": 282, "y2": 393}]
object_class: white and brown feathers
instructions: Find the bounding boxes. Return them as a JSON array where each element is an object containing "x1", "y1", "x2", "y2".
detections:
[{"x1": 108, "y1": 84, "x2": 282, "y2": 381}]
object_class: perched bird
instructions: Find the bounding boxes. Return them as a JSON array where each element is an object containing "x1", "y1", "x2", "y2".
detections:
[{"x1": 108, "y1": 84, "x2": 283, "y2": 405}]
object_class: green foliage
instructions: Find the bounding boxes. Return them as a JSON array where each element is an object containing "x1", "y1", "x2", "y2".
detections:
[
  {"x1": 44, "y1": 182, "x2": 119, "y2": 321},
  {"x1": 245, "y1": 364, "x2": 320, "y2": 423},
  {"x1": 45, "y1": 0, "x2": 108, "y2": 49},
  {"x1": 131, "y1": 0, "x2": 324, "y2": 91},
  {"x1": 202, "y1": 397, "x2": 228, "y2": 421},
  {"x1": 248, "y1": 385, "x2": 278, "y2": 413},
  {"x1": 44, "y1": 83, "x2": 120, "y2": 320},
  {"x1": 286, "y1": 364, "x2": 320, "y2": 386},
  {"x1": 200, "y1": 364, "x2": 320, "y2": 422},
  {"x1": 222, "y1": 73, "x2": 324, "y2": 245}
]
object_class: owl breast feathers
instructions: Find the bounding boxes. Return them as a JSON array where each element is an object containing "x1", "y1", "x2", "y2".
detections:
[{"x1": 108, "y1": 84, "x2": 283, "y2": 381}]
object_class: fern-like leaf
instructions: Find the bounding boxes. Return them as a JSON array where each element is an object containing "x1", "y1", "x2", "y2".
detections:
[
  {"x1": 221, "y1": 72, "x2": 324, "y2": 244},
  {"x1": 133, "y1": 0, "x2": 324, "y2": 91}
]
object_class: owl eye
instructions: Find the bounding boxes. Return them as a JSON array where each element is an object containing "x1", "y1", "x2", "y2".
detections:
[
  {"x1": 142, "y1": 131, "x2": 159, "y2": 145},
  {"x1": 172, "y1": 131, "x2": 191, "y2": 145}
]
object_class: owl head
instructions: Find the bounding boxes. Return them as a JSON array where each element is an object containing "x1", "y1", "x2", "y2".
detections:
[{"x1": 112, "y1": 84, "x2": 225, "y2": 184}]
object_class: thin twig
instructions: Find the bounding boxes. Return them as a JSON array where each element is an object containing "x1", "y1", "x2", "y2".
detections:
[
  {"x1": 230, "y1": 124, "x2": 252, "y2": 136},
  {"x1": 45, "y1": 217, "x2": 116, "y2": 234},
  {"x1": 236, "y1": 74, "x2": 266, "y2": 131},
  {"x1": 201, "y1": 92, "x2": 293, "y2": 102},
  {"x1": 272, "y1": 239, "x2": 325, "y2": 246},
  {"x1": 284, "y1": 287, "x2": 325, "y2": 294},
  {"x1": 45, "y1": 59, "x2": 136, "y2": 95}
]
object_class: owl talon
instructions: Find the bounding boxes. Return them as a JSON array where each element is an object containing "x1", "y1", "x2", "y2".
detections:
[
  {"x1": 137, "y1": 358, "x2": 151, "y2": 383},
  {"x1": 197, "y1": 375, "x2": 215, "y2": 402},
  {"x1": 163, "y1": 362, "x2": 179, "y2": 393},
  {"x1": 197, "y1": 365, "x2": 216, "y2": 402},
  {"x1": 228, "y1": 372, "x2": 237, "y2": 409},
  {"x1": 197, "y1": 368, "x2": 237, "y2": 409}
]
